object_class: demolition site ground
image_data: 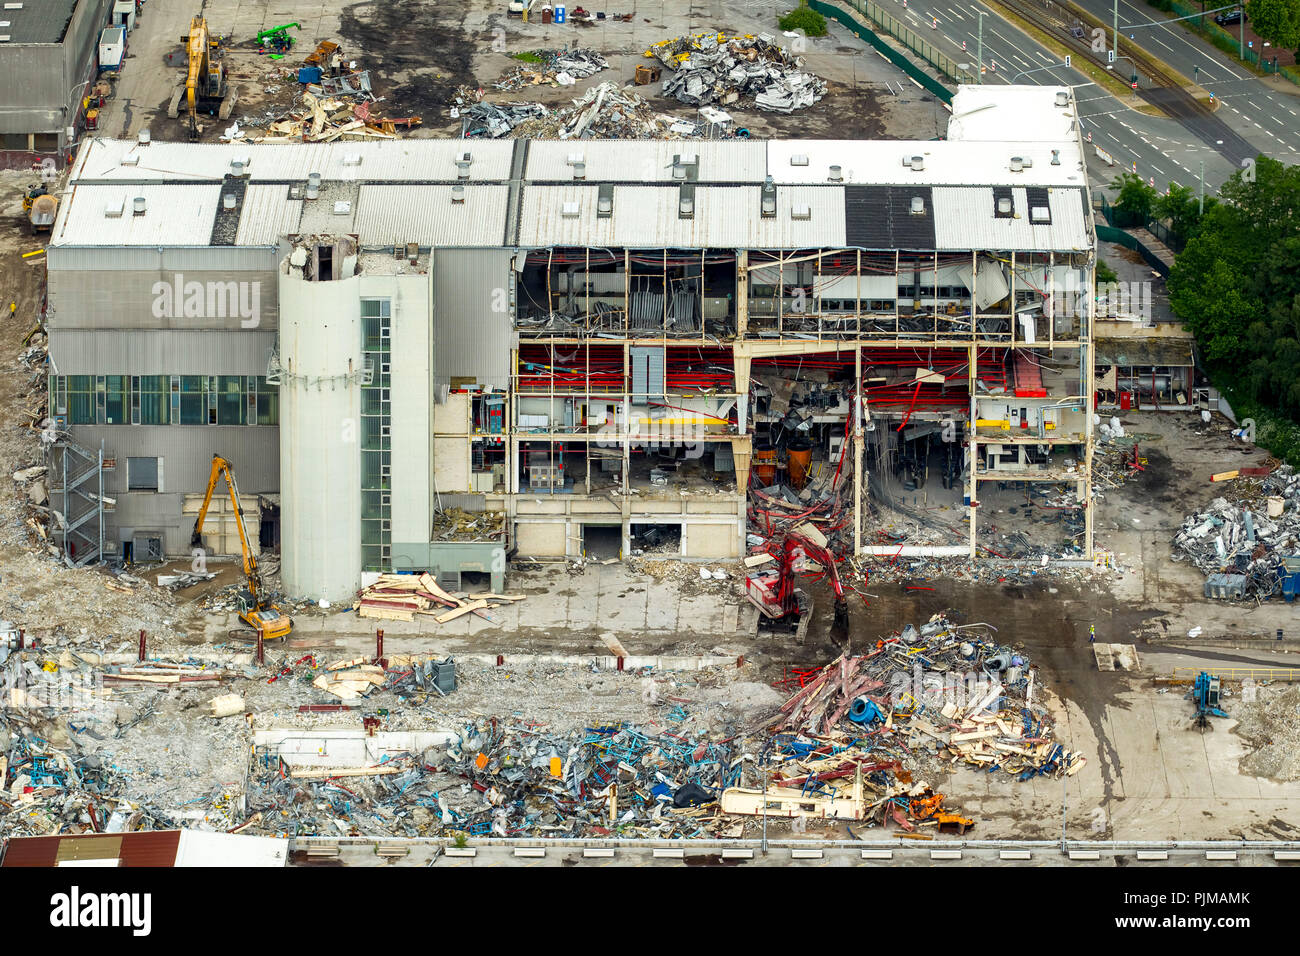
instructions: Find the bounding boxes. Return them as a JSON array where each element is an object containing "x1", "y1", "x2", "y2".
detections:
[{"x1": 4, "y1": 0, "x2": 1300, "y2": 851}]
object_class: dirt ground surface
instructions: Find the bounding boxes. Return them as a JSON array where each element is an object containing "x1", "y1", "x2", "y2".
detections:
[{"x1": 90, "y1": 0, "x2": 946, "y2": 145}]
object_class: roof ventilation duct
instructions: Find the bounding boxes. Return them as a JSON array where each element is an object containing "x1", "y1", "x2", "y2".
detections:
[
  {"x1": 996, "y1": 196, "x2": 1013, "y2": 216},
  {"x1": 137, "y1": 129, "x2": 151, "y2": 146},
  {"x1": 455, "y1": 153, "x2": 472, "y2": 179},
  {"x1": 596, "y1": 182, "x2": 613, "y2": 218},
  {"x1": 678, "y1": 183, "x2": 695, "y2": 220},
  {"x1": 132, "y1": 196, "x2": 146, "y2": 216},
  {"x1": 222, "y1": 193, "x2": 237, "y2": 210},
  {"x1": 573, "y1": 161, "x2": 586, "y2": 181},
  {"x1": 451, "y1": 184, "x2": 466, "y2": 204},
  {"x1": 827, "y1": 164, "x2": 843, "y2": 182},
  {"x1": 909, "y1": 155, "x2": 925, "y2": 171},
  {"x1": 1051, "y1": 149, "x2": 1061, "y2": 165},
  {"x1": 760, "y1": 175, "x2": 777, "y2": 218},
  {"x1": 909, "y1": 196, "x2": 925, "y2": 215},
  {"x1": 305, "y1": 172, "x2": 321, "y2": 200},
  {"x1": 1009, "y1": 156, "x2": 1025, "y2": 172},
  {"x1": 1054, "y1": 91, "x2": 1069, "y2": 107}
]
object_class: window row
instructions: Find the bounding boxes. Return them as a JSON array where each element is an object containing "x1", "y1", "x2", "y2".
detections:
[{"x1": 52, "y1": 376, "x2": 279, "y2": 426}]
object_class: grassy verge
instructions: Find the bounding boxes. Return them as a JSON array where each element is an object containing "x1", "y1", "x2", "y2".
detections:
[{"x1": 1214, "y1": 378, "x2": 1300, "y2": 468}]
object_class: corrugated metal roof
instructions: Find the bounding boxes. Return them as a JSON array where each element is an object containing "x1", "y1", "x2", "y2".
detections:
[
  {"x1": 235, "y1": 184, "x2": 302, "y2": 245},
  {"x1": 354, "y1": 185, "x2": 510, "y2": 247},
  {"x1": 2, "y1": 0, "x2": 79, "y2": 43},
  {"x1": 173, "y1": 830, "x2": 288, "y2": 866},
  {"x1": 50, "y1": 184, "x2": 221, "y2": 246},
  {"x1": 1, "y1": 830, "x2": 182, "y2": 867},
  {"x1": 524, "y1": 140, "x2": 768, "y2": 183},
  {"x1": 931, "y1": 186, "x2": 1091, "y2": 251},
  {"x1": 517, "y1": 184, "x2": 844, "y2": 249},
  {"x1": 70, "y1": 138, "x2": 516, "y2": 183},
  {"x1": 766, "y1": 140, "x2": 1086, "y2": 187}
]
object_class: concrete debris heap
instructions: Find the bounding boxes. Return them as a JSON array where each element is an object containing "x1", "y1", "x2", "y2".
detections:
[
  {"x1": 355, "y1": 573, "x2": 526, "y2": 624},
  {"x1": 1173, "y1": 464, "x2": 1300, "y2": 600},
  {"x1": 493, "y1": 48, "x2": 610, "y2": 90},
  {"x1": 647, "y1": 32, "x2": 826, "y2": 112}
]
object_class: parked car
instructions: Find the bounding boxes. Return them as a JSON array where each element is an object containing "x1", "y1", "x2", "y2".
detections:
[{"x1": 1214, "y1": 9, "x2": 1243, "y2": 25}]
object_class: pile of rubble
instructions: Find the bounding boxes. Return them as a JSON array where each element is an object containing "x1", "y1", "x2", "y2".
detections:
[
  {"x1": 647, "y1": 32, "x2": 826, "y2": 113},
  {"x1": 1232, "y1": 682, "x2": 1300, "y2": 781},
  {"x1": 459, "y1": 81, "x2": 718, "y2": 140},
  {"x1": 493, "y1": 48, "x2": 609, "y2": 91},
  {"x1": 432, "y1": 508, "x2": 505, "y2": 542},
  {"x1": 1173, "y1": 464, "x2": 1300, "y2": 599},
  {"x1": 246, "y1": 88, "x2": 422, "y2": 143}
]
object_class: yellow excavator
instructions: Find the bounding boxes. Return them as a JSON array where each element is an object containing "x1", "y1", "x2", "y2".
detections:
[
  {"x1": 192, "y1": 455, "x2": 292, "y2": 641},
  {"x1": 166, "y1": 16, "x2": 237, "y2": 140}
]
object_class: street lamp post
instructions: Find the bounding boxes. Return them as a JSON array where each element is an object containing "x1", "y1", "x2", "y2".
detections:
[
  {"x1": 1199, "y1": 161, "x2": 1205, "y2": 215},
  {"x1": 977, "y1": 11, "x2": 986, "y2": 84},
  {"x1": 1239, "y1": 3, "x2": 1244, "y2": 59},
  {"x1": 1112, "y1": 0, "x2": 1118, "y2": 64}
]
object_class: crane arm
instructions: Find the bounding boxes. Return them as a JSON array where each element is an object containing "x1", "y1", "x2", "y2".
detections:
[{"x1": 185, "y1": 17, "x2": 208, "y2": 119}]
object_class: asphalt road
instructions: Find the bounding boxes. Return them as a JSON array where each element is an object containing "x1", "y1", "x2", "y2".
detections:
[
  {"x1": 1073, "y1": 0, "x2": 1300, "y2": 160},
  {"x1": 882, "y1": 0, "x2": 1271, "y2": 193}
]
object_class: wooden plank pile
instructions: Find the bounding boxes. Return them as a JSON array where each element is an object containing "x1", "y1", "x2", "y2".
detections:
[
  {"x1": 312, "y1": 657, "x2": 388, "y2": 701},
  {"x1": 354, "y1": 573, "x2": 525, "y2": 624},
  {"x1": 252, "y1": 90, "x2": 421, "y2": 144}
]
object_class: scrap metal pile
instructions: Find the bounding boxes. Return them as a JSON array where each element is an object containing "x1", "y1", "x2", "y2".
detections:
[
  {"x1": 720, "y1": 615, "x2": 1084, "y2": 831},
  {"x1": 647, "y1": 32, "x2": 826, "y2": 113},
  {"x1": 1173, "y1": 464, "x2": 1300, "y2": 600},
  {"x1": 246, "y1": 714, "x2": 743, "y2": 839},
  {"x1": 458, "y1": 81, "x2": 718, "y2": 140},
  {"x1": 493, "y1": 48, "x2": 609, "y2": 90}
]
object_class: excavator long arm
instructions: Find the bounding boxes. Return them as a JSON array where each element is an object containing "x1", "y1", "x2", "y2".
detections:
[
  {"x1": 191, "y1": 454, "x2": 262, "y2": 601},
  {"x1": 185, "y1": 17, "x2": 207, "y2": 120}
]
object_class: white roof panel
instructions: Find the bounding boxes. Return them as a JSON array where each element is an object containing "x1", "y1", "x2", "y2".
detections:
[
  {"x1": 766, "y1": 140, "x2": 1086, "y2": 187},
  {"x1": 517, "y1": 184, "x2": 844, "y2": 249},
  {"x1": 69, "y1": 138, "x2": 516, "y2": 183},
  {"x1": 51, "y1": 184, "x2": 221, "y2": 246},
  {"x1": 524, "y1": 140, "x2": 769, "y2": 183},
  {"x1": 235, "y1": 184, "x2": 302, "y2": 245},
  {"x1": 948, "y1": 85, "x2": 1078, "y2": 143},
  {"x1": 931, "y1": 186, "x2": 1091, "y2": 252},
  {"x1": 354, "y1": 184, "x2": 510, "y2": 247}
]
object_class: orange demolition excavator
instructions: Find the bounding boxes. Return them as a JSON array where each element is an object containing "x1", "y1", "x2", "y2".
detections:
[{"x1": 192, "y1": 455, "x2": 292, "y2": 640}]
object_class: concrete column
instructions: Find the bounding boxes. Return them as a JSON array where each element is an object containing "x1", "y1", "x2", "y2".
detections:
[{"x1": 968, "y1": 342, "x2": 979, "y2": 559}]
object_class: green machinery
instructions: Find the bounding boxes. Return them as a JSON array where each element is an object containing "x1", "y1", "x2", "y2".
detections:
[{"x1": 256, "y1": 22, "x2": 301, "y2": 53}]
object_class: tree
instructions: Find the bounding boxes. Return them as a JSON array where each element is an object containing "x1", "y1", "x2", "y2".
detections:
[
  {"x1": 1154, "y1": 183, "x2": 1214, "y2": 242},
  {"x1": 1245, "y1": 0, "x2": 1300, "y2": 54},
  {"x1": 1110, "y1": 172, "x2": 1157, "y2": 223},
  {"x1": 779, "y1": 2, "x2": 828, "y2": 37}
]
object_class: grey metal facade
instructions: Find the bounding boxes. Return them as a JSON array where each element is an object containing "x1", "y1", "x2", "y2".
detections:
[
  {"x1": 0, "y1": 0, "x2": 112, "y2": 144},
  {"x1": 49, "y1": 329, "x2": 277, "y2": 375},
  {"x1": 432, "y1": 249, "x2": 514, "y2": 391},
  {"x1": 68, "y1": 424, "x2": 279, "y2": 556}
]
